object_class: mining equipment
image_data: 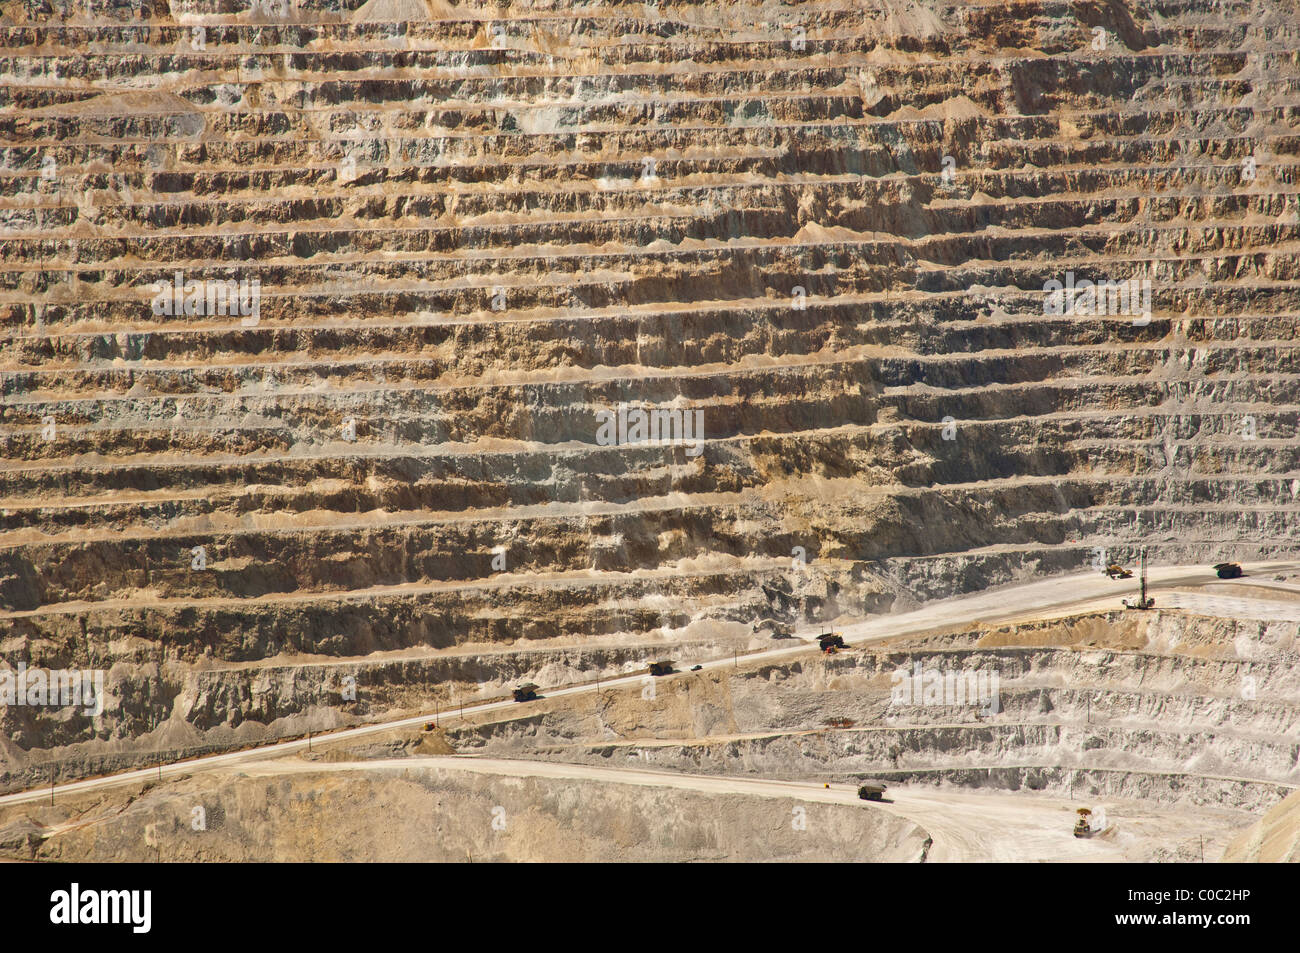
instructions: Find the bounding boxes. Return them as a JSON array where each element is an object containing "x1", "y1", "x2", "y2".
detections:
[
  {"x1": 858, "y1": 782, "x2": 887, "y2": 801},
  {"x1": 1214, "y1": 562, "x2": 1244, "y2": 579},
  {"x1": 512, "y1": 683, "x2": 539, "y2": 703},
  {"x1": 1105, "y1": 564, "x2": 1133, "y2": 579},
  {"x1": 648, "y1": 660, "x2": 674, "y2": 677},
  {"x1": 1123, "y1": 548, "x2": 1155, "y2": 610},
  {"x1": 1074, "y1": 808, "x2": 1095, "y2": 838},
  {"x1": 818, "y1": 632, "x2": 847, "y2": 653}
]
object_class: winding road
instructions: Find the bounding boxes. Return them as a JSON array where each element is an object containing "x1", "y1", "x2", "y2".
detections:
[{"x1": 3, "y1": 558, "x2": 1297, "y2": 861}]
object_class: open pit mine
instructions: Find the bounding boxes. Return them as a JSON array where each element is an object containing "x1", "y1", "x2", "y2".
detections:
[{"x1": 1, "y1": 0, "x2": 1299, "y2": 866}]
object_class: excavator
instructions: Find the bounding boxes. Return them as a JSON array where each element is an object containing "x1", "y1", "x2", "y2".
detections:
[
  {"x1": 818, "y1": 632, "x2": 847, "y2": 654},
  {"x1": 1105, "y1": 563, "x2": 1132, "y2": 579}
]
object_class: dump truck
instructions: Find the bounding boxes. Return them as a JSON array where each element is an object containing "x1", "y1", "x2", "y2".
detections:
[
  {"x1": 648, "y1": 660, "x2": 674, "y2": 677},
  {"x1": 512, "y1": 682, "x2": 539, "y2": 703},
  {"x1": 857, "y1": 782, "x2": 887, "y2": 801},
  {"x1": 1214, "y1": 562, "x2": 1244, "y2": 579}
]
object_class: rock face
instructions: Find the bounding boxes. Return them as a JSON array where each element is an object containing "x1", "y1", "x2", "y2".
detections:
[
  {"x1": 1224, "y1": 787, "x2": 1300, "y2": 861},
  {"x1": 2, "y1": 0, "x2": 1300, "y2": 779},
  {"x1": 444, "y1": 611, "x2": 1300, "y2": 814},
  {"x1": 4, "y1": 607, "x2": 1288, "y2": 862}
]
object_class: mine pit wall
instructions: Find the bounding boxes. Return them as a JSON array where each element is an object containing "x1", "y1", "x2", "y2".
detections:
[
  {"x1": 516, "y1": 741, "x2": 1295, "y2": 814},
  {"x1": 440, "y1": 611, "x2": 1300, "y2": 810},
  {"x1": 0, "y1": 561, "x2": 891, "y2": 659},
  {"x1": 3, "y1": 608, "x2": 1297, "y2": 800},
  {"x1": 6, "y1": 0, "x2": 1300, "y2": 828},
  {"x1": 0, "y1": 557, "x2": 891, "y2": 793},
  {"x1": 6, "y1": 491, "x2": 1296, "y2": 619},
  {"x1": 859, "y1": 768, "x2": 1294, "y2": 814},
  {"x1": 1224, "y1": 788, "x2": 1300, "y2": 862},
  {"x1": 4, "y1": 540, "x2": 1293, "y2": 677},
  {"x1": 0, "y1": 633, "x2": 751, "y2": 793},
  {"x1": 4, "y1": 766, "x2": 930, "y2": 864}
]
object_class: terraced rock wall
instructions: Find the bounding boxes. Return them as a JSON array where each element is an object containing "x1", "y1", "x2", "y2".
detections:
[
  {"x1": 444, "y1": 611, "x2": 1300, "y2": 811},
  {"x1": 3, "y1": 0, "x2": 1300, "y2": 774}
]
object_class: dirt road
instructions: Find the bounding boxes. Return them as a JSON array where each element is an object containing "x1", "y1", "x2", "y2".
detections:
[
  {"x1": 223, "y1": 754, "x2": 1235, "y2": 862},
  {"x1": 2, "y1": 560, "x2": 1294, "y2": 816}
]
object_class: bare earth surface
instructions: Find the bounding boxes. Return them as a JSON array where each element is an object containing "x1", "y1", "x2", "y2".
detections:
[{"x1": 3, "y1": 0, "x2": 1300, "y2": 862}]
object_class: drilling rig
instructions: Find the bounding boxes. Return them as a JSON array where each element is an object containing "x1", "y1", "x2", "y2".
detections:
[{"x1": 1122, "y1": 547, "x2": 1155, "y2": 610}]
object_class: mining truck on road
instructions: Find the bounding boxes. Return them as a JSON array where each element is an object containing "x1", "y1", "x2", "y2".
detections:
[{"x1": 857, "y1": 782, "x2": 887, "y2": 801}]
